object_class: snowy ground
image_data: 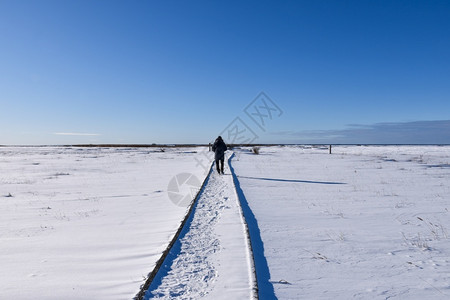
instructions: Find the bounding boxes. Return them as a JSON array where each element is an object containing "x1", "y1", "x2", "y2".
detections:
[
  {"x1": 233, "y1": 145, "x2": 450, "y2": 299},
  {"x1": 0, "y1": 146, "x2": 208, "y2": 299},
  {"x1": 2, "y1": 145, "x2": 450, "y2": 299}
]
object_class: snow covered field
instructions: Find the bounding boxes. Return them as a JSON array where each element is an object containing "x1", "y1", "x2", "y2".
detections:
[
  {"x1": 2, "y1": 145, "x2": 450, "y2": 299},
  {"x1": 0, "y1": 146, "x2": 208, "y2": 299},
  {"x1": 233, "y1": 145, "x2": 450, "y2": 299}
]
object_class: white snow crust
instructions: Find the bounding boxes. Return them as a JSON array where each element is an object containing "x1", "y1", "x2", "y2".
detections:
[
  {"x1": 233, "y1": 145, "x2": 450, "y2": 299},
  {"x1": 0, "y1": 146, "x2": 207, "y2": 299},
  {"x1": 2, "y1": 145, "x2": 450, "y2": 299}
]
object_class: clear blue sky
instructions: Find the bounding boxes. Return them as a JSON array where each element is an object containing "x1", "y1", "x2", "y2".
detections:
[{"x1": 1, "y1": 0, "x2": 449, "y2": 145}]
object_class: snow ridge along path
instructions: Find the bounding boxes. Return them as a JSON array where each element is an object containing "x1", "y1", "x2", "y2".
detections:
[{"x1": 143, "y1": 154, "x2": 257, "y2": 299}]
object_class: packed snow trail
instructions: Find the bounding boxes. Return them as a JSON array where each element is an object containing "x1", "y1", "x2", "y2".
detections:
[{"x1": 143, "y1": 155, "x2": 257, "y2": 299}]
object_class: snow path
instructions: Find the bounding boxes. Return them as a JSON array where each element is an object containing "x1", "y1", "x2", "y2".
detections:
[{"x1": 144, "y1": 155, "x2": 257, "y2": 299}]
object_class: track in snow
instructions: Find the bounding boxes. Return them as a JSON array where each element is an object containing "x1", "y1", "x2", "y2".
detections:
[{"x1": 142, "y1": 154, "x2": 257, "y2": 299}]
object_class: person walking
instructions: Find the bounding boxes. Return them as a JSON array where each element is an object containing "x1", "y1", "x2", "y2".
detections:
[{"x1": 212, "y1": 136, "x2": 227, "y2": 174}]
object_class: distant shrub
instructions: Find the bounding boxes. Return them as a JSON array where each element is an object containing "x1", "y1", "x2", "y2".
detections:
[{"x1": 252, "y1": 146, "x2": 260, "y2": 155}]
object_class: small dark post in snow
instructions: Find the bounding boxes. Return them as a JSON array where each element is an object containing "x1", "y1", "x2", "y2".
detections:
[
  {"x1": 209, "y1": 143, "x2": 212, "y2": 151},
  {"x1": 329, "y1": 145, "x2": 332, "y2": 154}
]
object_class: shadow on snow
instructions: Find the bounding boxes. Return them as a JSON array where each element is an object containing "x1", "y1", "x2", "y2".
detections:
[
  {"x1": 237, "y1": 175, "x2": 346, "y2": 185},
  {"x1": 229, "y1": 154, "x2": 278, "y2": 300}
]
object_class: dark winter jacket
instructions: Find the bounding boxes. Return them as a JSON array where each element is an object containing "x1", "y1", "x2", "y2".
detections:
[{"x1": 212, "y1": 137, "x2": 227, "y2": 160}]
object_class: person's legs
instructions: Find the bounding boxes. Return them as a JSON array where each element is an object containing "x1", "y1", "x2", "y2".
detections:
[
  {"x1": 220, "y1": 158, "x2": 224, "y2": 174},
  {"x1": 216, "y1": 159, "x2": 221, "y2": 173}
]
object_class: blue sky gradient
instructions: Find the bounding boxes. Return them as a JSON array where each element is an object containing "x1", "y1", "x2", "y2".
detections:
[{"x1": 1, "y1": 0, "x2": 449, "y2": 144}]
